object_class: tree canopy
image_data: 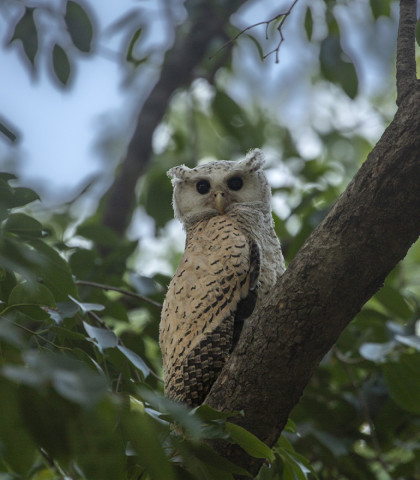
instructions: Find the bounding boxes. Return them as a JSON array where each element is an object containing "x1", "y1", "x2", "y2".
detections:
[{"x1": 1, "y1": 0, "x2": 420, "y2": 479}]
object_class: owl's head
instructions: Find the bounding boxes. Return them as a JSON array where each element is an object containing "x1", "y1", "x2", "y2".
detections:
[{"x1": 168, "y1": 149, "x2": 271, "y2": 227}]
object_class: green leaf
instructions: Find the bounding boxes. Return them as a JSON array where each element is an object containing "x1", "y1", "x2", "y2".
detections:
[
  {"x1": 359, "y1": 341, "x2": 395, "y2": 362},
  {"x1": 375, "y1": 284, "x2": 413, "y2": 319},
  {"x1": 68, "y1": 399, "x2": 127, "y2": 480},
  {"x1": 0, "y1": 173, "x2": 17, "y2": 182},
  {"x1": 4, "y1": 213, "x2": 43, "y2": 238},
  {"x1": 56, "y1": 300, "x2": 80, "y2": 318},
  {"x1": 52, "y1": 44, "x2": 71, "y2": 85},
  {"x1": 10, "y1": 7, "x2": 38, "y2": 66},
  {"x1": 0, "y1": 380, "x2": 37, "y2": 475},
  {"x1": 8, "y1": 281, "x2": 56, "y2": 308},
  {"x1": 284, "y1": 418, "x2": 297, "y2": 434},
  {"x1": 184, "y1": 441, "x2": 252, "y2": 478},
  {"x1": 383, "y1": 352, "x2": 420, "y2": 415},
  {"x1": 0, "y1": 320, "x2": 24, "y2": 348},
  {"x1": 10, "y1": 187, "x2": 40, "y2": 208},
  {"x1": 304, "y1": 7, "x2": 313, "y2": 41},
  {"x1": 17, "y1": 386, "x2": 75, "y2": 464},
  {"x1": 0, "y1": 269, "x2": 17, "y2": 303},
  {"x1": 370, "y1": 0, "x2": 391, "y2": 19},
  {"x1": 320, "y1": 34, "x2": 358, "y2": 99},
  {"x1": 70, "y1": 295, "x2": 105, "y2": 313},
  {"x1": 139, "y1": 388, "x2": 205, "y2": 439},
  {"x1": 130, "y1": 274, "x2": 163, "y2": 296},
  {"x1": 122, "y1": 410, "x2": 175, "y2": 480},
  {"x1": 77, "y1": 223, "x2": 120, "y2": 247},
  {"x1": 5, "y1": 350, "x2": 109, "y2": 407},
  {"x1": 27, "y1": 239, "x2": 77, "y2": 302},
  {"x1": 126, "y1": 27, "x2": 148, "y2": 66},
  {"x1": 65, "y1": 1, "x2": 93, "y2": 53},
  {"x1": 83, "y1": 321, "x2": 118, "y2": 351},
  {"x1": 118, "y1": 345, "x2": 151, "y2": 377},
  {"x1": 276, "y1": 436, "x2": 317, "y2": 479},
  {"x1": 0, "y1": 180, "x2": 39, "y2": 211},
  {"x1": 226, "y1": 422, "x2": 274, "y2": 461},
  {"x1": 416, "y1": 19, "x2": 420, "y2": 48},
  {"x1": 51, "y1": 325, "x2": 87, "y2": 342},
  {"x1": 140, "y1": 168, "x2": 174, "y2": 229},
  {"x1": 213, "y1": 91, "x2": 245, "y2": 137},
  {"x1": 245, "y1": 34, "x2": 264, "y2": 61},
  {"x1": 52, "y1": 366, "x2": 109, "y2": 407}
]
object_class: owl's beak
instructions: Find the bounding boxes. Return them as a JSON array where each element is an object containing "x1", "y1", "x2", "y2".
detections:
[{"x1": 214, "y1": 191, "x2": 225, "y2": 214}]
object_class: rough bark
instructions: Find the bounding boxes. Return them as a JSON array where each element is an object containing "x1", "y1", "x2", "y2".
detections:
[
  {"x1": 102, "y1": 0, "x2": 246, "y2": 235},
  {"x1": 206, "y1": 0, "x2": 420, "y2": 474},
  {"x1": 396, "y1": 0, "x2": 418, "y2": 105}
]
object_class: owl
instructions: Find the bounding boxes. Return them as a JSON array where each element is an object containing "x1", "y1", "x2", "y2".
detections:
[{"x1": 159, "y1": 149, "x2": 285, "y2": 406}]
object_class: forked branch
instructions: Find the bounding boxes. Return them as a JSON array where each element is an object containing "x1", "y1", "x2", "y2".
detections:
[{"x1": 210, "y1": 0, "x2": 300, "y2": 63}]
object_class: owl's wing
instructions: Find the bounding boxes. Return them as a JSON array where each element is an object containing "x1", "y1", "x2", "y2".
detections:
[
  {"x1": 160, "y1": 215, "x2": 260, "y2": 406},
  {"x1": 231, "y1": 238, "x2": 260, "y2": 351}
]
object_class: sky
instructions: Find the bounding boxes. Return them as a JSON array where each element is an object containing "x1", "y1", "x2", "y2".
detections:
[
  {"x1": 0, "y1": 0, "x2": 401, "y2": 213},
  {"x1": 0, "y1": 0, "x2": 178, "y2": 204}
]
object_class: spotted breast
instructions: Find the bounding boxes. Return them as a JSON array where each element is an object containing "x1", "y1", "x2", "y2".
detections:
[{"x1": 159, "y1": 214, "x2": 260, "y2": 406}]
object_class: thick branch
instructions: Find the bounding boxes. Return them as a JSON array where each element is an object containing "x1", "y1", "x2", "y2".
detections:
[
  {"x1": 207, "y1": 85, "x2": 420, "y2": 475},
  {"x1": 396, "y1": 0, "x2": 418, "y2": 105},
  {"x1": 102, "y1": 1, "x2": 246, "y2": 235},
  {"x1": 206, "y1": 2, "x2": 420, "y2": 472}
]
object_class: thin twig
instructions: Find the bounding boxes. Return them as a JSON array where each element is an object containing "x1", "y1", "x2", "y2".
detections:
[
  {"x1": 209, "y1": 0, "x2": 300, "y2": 63},
  {"x1": 40, "y1": 448, "x2": 74, "y2": 479},
  {"x1": 12, "y1": 322, "x2": 73, "y2": 351},
  {"x1": 76, "y1": 279, "x2": 162, "y2": 309}
]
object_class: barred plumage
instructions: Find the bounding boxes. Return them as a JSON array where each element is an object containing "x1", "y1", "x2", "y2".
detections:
[{"x1": 160, "y1": 149, "x2": 285, "y2": 406}]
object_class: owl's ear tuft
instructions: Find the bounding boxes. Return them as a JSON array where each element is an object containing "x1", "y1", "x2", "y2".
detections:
[
  {"x1": 242, "y1": 148, "x2": 265, "y2": 172},
  {"x1": 167, "y1": 165, "x2": 191, "y2": 181}
]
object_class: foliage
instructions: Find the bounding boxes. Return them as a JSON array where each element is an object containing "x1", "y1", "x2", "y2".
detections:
[{"x1": 1, "y1": 0, "x2": 420, "y2": 479}]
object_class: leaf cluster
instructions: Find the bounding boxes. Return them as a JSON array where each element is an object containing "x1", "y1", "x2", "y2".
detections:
[
  {"x1": 4, "y1": 0, "x2": 93, "y2": 86},
  {"x1": 291, "y1": 276, "x2": 420, "y2": 479}
]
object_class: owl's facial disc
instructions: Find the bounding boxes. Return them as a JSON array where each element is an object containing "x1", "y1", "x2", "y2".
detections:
[{"x1": 195, "y1": 179, "x2": 229, "y2": 214}]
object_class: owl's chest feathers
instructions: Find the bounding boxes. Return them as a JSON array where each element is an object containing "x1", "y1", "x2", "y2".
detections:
[
  {"x1": 160, "y1": 214, "x2": 254, "y2": 364},
  {"x1": 226, "y1": 205, "x2": 285, "y2": 293}
]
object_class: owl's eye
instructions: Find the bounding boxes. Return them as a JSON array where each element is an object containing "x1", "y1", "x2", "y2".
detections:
[
  {"x1": 227, "y1": 176, "x2": 243, "y2": 191},
  {"x1": 196, "y1": 179, "x2": 211, "y2": 194}
]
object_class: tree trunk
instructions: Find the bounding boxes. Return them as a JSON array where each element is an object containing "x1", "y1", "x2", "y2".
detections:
[{"x1": 206, "y1": 0, "x2": 420, "y2": 473}]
